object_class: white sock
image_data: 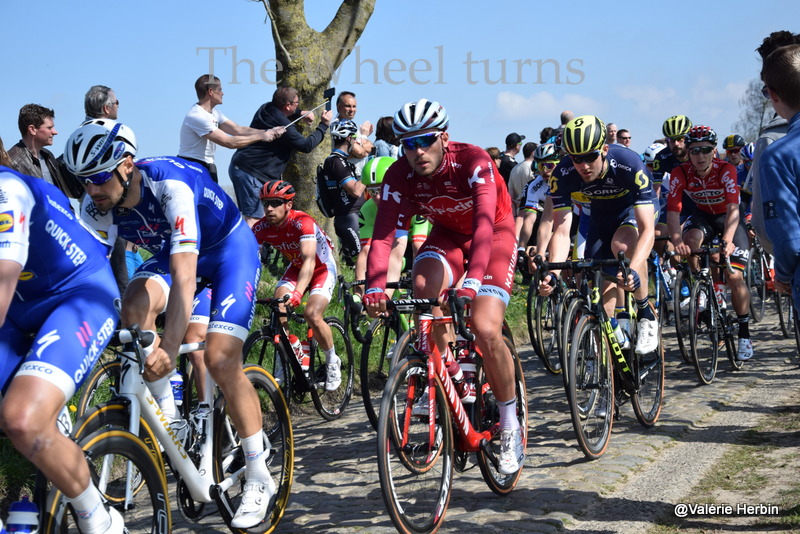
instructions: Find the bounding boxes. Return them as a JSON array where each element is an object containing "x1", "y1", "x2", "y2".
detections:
[
  {"x1": 498, "y1": 398, "x2": 520, "y2": 432},
  {"x1": 241, "y1": 432, "x2": 270, "y2": 481},
  {"x1": 145, "y1": 375, "x2": 178, "y2": 421},
  {"x1": 323, "y1": 347, "x2": 337, "y2": 364},
  {"x1": 68, "y1": 484, "x2": 111, "y2": 534}
]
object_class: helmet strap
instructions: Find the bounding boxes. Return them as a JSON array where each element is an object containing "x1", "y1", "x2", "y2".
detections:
[{"x1": 116, "y1": 168, "x2": 134, "y2": 208}]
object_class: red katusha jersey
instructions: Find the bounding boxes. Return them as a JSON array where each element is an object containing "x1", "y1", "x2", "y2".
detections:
[
  {"x1": 367, "y1": 141, "x2": 514, "y2": 290},
  {"x1": 667, "y1": 158, "x2": 740, "y2": 216},
  {"x1": 253, "y1": 209, "x2": 336, "y2": 276}
]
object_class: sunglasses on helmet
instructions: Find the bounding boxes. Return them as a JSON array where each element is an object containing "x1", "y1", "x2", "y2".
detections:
[
  {"x1": 261, "y1": 198, "x2": 288, "y2": 208},
  {"x1": 400, "y1": 132, "x2": 442, "y2": 151},
  {"x1": 689, "y1": 146, "x2": 715, "y2": 156},
  {"x1": 569, "y1": 151, "x2": 602, "y2": 165}
]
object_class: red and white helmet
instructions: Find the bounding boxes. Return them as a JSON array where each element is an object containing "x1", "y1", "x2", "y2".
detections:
[{"x1": 392, "y1": 99, "x2": 449, "y2": 136}]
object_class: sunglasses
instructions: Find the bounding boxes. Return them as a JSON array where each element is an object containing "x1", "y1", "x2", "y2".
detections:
[
  {"x1": 367, "y1": 186, "x2": 381, "y2": 196},
  {"x1": 261, "y1": 198, "x2": 288, "y2": 208},
  {"x1": 81, "y1": 169, "x2": 116, "y2": 186},
  {"x1": 689, "y1": 146, "x2": 715, "y2": 156},
  {"x1": 726, "y1": 148, "x2": 741, "y2": 154},
  {"x1": 618, "y1": 136, "x2": 631, "y2": 141},
  {"x1": 400, "y1": 132, "x2": 442, "y2": 151},
  {"x1": 538, "y1": 161, "x2": 557, "y2": 169},
  {"x1": 761, "y1": 85, "x2": 770, "y2": 99},
  {"x1": 570, "y1": 151, "x2": 602, "y2": 164}
]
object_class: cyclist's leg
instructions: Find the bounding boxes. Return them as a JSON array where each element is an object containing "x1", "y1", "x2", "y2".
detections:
[{"x1": 724, "y1": 218, "x2": 754, "y2": 360}]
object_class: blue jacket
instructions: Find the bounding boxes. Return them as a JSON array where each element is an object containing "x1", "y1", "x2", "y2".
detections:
[{"x1": 759, "y1": 111, "x2": 800, "y2": 310}]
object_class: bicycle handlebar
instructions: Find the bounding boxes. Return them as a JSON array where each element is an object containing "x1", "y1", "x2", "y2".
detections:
[{"x1": 385, "y1": 292, "x2": 476, "y2": 341}]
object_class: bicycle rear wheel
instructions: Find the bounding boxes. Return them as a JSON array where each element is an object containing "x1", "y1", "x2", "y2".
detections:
[
  {"x1": 776, "y1": 291, "x2": 795, "y2": 339},
  {"x1": 309, "y1": 317, "x2": 354, "y2": 420},
  {"x1": 631, "y1": 306, "x2": 665, "y2": 427},
  {"x1": 212, "y1": 364, "x2": 293, "y2": 534},
  {"x1": 672, "y1": 268, "x2": 693, "y2": 364},
  {"x1": 724, "y1": 314, "x2": 744, "y2": 371},
  {"x1": 243, "y1": 330, "x2": 294, "y2": 404},
  {"x1": 42, "y1": 429, "x2": 171, "y2": 534},
  {"x1": 689, "y1": 280, "x2": 718, "y2": 385},
  {"x1": 361, "y1": 313, "x2": 404, "y2": 431},
  {"x1": 76, "y1": 359, "x2": 121, "y2": 417},
  {"x1": 377, "y1": 356, "x2": 453, "y2": 534},
  {"x1": 746, "y1": 246, "x2": 767, "y2": 322},
  {"x1": 568, "y1": 315, "x2": 614, "y2": 460},
  {"x1": 476, "y1": 334, "x2": 527, "y2": 495}
]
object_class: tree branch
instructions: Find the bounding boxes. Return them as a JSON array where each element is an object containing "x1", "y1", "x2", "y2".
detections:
[{"x1": 259, "y1": 0, "x2": 292, "y2": 63}]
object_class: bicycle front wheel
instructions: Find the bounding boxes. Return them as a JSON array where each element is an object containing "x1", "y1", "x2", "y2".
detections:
[
  {"x1": 631, "y1": 307, "x2": 665, "y2": 427},
  {"x1": 776, "y1": 291, "x2": 795, "y2": 338},
  {"x1": 43, "y1": 429, "x2": 171, "y2": 534},
  {"x1": 533, "y1": 293, "x2": 561, "y2": 374},
  {"x1": 746, "y1": 246, "x2": 766, "y2": 322},
  {"x1": 212, "y1": 364, "x2": 293, "y2": 534},
  {"x1": 672, "y1": 268, "x2": 693, "y2": 364},
  {"x1": 76, "y1": 359, "x2": 121, "y2": 417},
  {"x1": 476, "y1": 334, "x2": 527, "y2": 495},
  {"x1": 361, "y1": 313, "x2": 404, "y2": 431},
  {"x1": 377, "y1": 356, "x2": 453, "y2": 534},
  {"x1": 242, "y1": 329, "x2": 293, "y2": 404},
  {"x1": 308, "y1": 317, "x2": 354, "y2": 420},
  {"x1": 689, "y1": 280, "x2": 718, "y2": 385},
  {"x1": 568, "y1": 315, "x2": 614, "y2": 460}
]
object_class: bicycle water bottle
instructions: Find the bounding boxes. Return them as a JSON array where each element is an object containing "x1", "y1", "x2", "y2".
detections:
[
  {"x1": 457, "y1": 351, "x2": 477, "y2": 404},
  {"x1": 6, "y1": 496, "x2": 38, "y2": 534},
  {"x1": 714, "y1": 282, "x2": 727, "y2": 310},
  {"x1": 170, "y1": 371, "x2": 184, "y2": 408},
  {"x1": 610, "y1": 317, "x2": 630, "y2": 350},
  {"x1": 289, "y1": 335, "x2": 309, "y2": 371},
  {"x1": 300, "y1": 339, "x2": 311, "y2": 371},
  {"x1": 0, "y1": 518, "x2": 7, "y2": 534}
]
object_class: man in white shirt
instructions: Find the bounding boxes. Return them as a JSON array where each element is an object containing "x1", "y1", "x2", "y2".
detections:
[{"x1": 178, "y1": 74, "x2": 284, "y2": 182}]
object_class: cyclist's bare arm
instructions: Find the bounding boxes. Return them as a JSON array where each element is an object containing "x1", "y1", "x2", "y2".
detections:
[{"x1": 538, "y1": 207, "x2": 572, "y2": 296}]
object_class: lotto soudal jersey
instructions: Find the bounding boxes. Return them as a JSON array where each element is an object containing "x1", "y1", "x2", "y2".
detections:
[
  {"x1": 80, "y1": 157, "x2": 244, "y2": 254},
  {"x1": 667, "y1": 159, "x2": 739, "y2": 216},
  {"x1": 550, "y1": 146, "x2": 655, "y2": 214},
  {"x1": 367, "y1": 141, "x2": 513, "y2": 289},
  {"x1": 253, "y1": 209, "x2": 335, "y2": 274},
  {"x1": 0, "y1": 167, "x2": 111, "y2": 300}
]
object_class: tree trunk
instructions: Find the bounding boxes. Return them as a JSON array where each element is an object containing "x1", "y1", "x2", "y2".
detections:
[{"x1": 254, "y1": 0, "x2": 376, "y2": 218}]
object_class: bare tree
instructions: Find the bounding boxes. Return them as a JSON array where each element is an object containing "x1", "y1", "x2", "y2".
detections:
[
  {"x1": 732, "y1": 78, "x2": 774, "y2": 142},
  {"x1": 251, "y1": 0, "x2": 376, "y2": 212}
]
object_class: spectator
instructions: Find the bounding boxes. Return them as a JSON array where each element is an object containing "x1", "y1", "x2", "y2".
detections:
[
  {"x1": 335, "y1": 91, "x2": 374, "y2": 174},
  {"x1": 84, "y1": 85, "x2": 119, "y2": 120},
  {"x1": 178, "y1": 74, "x2": 284, "y2": 183},
  {"x1": 540, "y1": 126, "x2": 556, "y2": 144},
  {"x1": 499, "y1": 132, "x2": 525, "y2": 182},
  {"x1": 617, "y1": 129, "x2": 632, "y2": 148},
  {"x1": 230, "y1": 86, "x2": 333, "y2": 227},
  {"x1": 485, "y1": 146, "x2": 502, "y2": 169},
  {"x1": 745, "y1": 30, "x2": 800, "y2": 254},
  {"x1": 606, "y1": 122, "x2": 618, "y2": 145},
  {"x1": 7, "y1": 104, "x2": 82, "y2": 198},
  {"x1": 759, "y1": 44, "x2": 800, "y2": 309},
  {"x1": 508, "y1": 141, "x2": 537, "y2": 223},
  {"x1": 0, "y1": 136, "x2": 10, "y2": 167},
  {"x1": 373, "y1": 116, "x2": 399, "y2": 158},
  {"x1": 560, "y1": 110, "x2": 574, "y2": 127}
]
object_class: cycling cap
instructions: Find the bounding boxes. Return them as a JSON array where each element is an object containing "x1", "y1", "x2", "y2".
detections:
[
  {"x1": 662, "y1": 115, "x2": 693, "y2": 139},
  {"x1": 361, "y1": 156, "x2": 396, "y2": 186},
  {"x1": 722, "y1": 134, "x2": 745, "y2": 150},
  {"x1": 533, "y1": 143, "x2": 559, "y2": 162},
  {"x1": 741, "y1": 142, "x2": 755, "y2": 162},
  {"x1": 562, "y1": 115, "x2": 606, "y2": 155},
  {"x1": 329, "y1": 119, "x2": 358, "y2": 140},
  {"x1": 64, "y1": 119, "x2": 137, "y2": 177},
  {"x1": 643, "y1": 143, "x2": 666, "y2": 164},
  {"x1": 260, "y1": 179, "x2": 296, "y2": 201},
  {"x1": 392, "y1": 99, "x2": 449, "y2": 136},
  {"x1": 686, "y1": 125, "x2": 718, "y2": 145}
]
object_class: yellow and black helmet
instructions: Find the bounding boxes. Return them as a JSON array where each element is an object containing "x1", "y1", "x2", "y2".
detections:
[
  {"x1": 562, "y1": 115, "x2": 606, "y2": 155},
  {"x1": 662, "y1": 115, "x2": 693, "y2": 139}
]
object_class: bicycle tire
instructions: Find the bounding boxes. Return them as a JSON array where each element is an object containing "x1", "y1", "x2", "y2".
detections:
[
  {"x1": 724, "y1": 314, "x2": 743, "y2": 371},
  {"x1": 776, "y1": 291, "x2": 794, "y2": 339},
  {"x1": 243, "y1": 330, "x2": 294, "y2": 406},
  {"x1": 76, "y1": 359, "x2": 122, "y2": 418},
  {"x1": 672, "y1": 268, "x2": 693, "y2": 364},
  {"x1": 533, "y1": 293, "x2": 561, "y2": 374},
  {"x1": 631, "y1": 307, "x2": 665, "y2": 428},
  {"x1": 42, "y1": 428, "x2": 171, "y2": 534},
  {"x1": 377, "y1": 356, "x2": 453, "y2": 534},
  {"x1": 689, "y1": 280, "x2": 718, "y2": 385},
  {"x1": 525, "y1": 283, "x2": 541, "y2": 362},
  {"x1": 308, "y1": 316, "x2": 354, "y2": 420},
  {"x1": 559, "y1": 296, "x2": 586, "y2": 409},
  {"x1": 361, "y1": 314, "x2": 405, "y2": 432},
  {"x1": 475, "y1": 335, "x2": 527, "y2": 495},
  {"x1": 648, "y1": 265, "x2": 668, "y2": 330},
  {"x1": 212, "y1": 364, "x2": 294, "y2": 534},
  {"x1": 567, "y1": 315, "x2": 614, "y2": 460},
  {"x1": 746, "y1": 246, "x2": 766, "y2": 322}
]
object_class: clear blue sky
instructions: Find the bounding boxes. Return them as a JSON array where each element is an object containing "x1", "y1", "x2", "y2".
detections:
[{"x1": 2, "y1": 1, "x2": 796, "y2": 189}]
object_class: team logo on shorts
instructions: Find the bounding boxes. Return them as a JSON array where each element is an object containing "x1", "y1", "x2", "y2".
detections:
[
  {"x1": 0, "y1": 211, "x2": 14, "y2": 232},
  {"x1": 19, "y1": 271, "x2": 35, "y2": 281}
]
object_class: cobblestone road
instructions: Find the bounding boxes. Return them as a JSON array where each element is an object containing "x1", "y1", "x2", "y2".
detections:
[{"x1": 169, "y1": 311, "x2": 799, "y2": 533}]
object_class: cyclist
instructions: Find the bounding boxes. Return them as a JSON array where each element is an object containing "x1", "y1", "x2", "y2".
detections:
[
  {"x1": 252, "y1": 180, "x2": 342, "y2": 390},
  {"x1": 538, "y1": 115, "x2": 659, "y2": 355},
  {"x1": 363, "y1": 98, "x2": 524, "y2": 475},
  {"x1": 666, "y1": 125, "x2": 753, "y2": 361},
  {"x1": 0, "y1": 167, "x2": 124, "y2": 533},
  {"x1": 722, "y1": 134, "x2": 746, "y2": 166},
  {"x1": 517, "y1": 143, "x2": 558, "y2": 261},
  {"x1": 65, "y1": 119, "x2": 273, "y2": 529}
]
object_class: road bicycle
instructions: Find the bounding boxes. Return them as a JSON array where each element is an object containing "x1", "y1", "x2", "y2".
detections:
[
  {"x1": 242, "y1": 296, "x2": 354, "y2": 420},
  {"x1": 376, "y1": 290, "x2": 527, "y2": 534},
  {"x1": 72, "y1": 327, "x2": 293, "y2": 534},
  {"x1": 526, "y1": 267, "x2": 568, "y2": 375},
  {"x1": 686, "y1": 244, "x2": 744, "y2": 384},
  {"x1": 745, "y1": 225, "x2": 772, "y2": 323},
  {"x1": 648, "y1": 236, "x2": 676, "y2": 330},
  {"x1": 671, "y1": 261, "x2": 694, "y2": 364},
  {"x1": 336, "y1": 275, "x2": 371, "y2": 345},
  {"x1": 565, "y1": 253, "x2": 665, "y2": 460}
]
